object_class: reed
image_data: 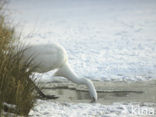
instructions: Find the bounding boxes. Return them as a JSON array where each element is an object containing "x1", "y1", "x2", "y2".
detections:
[{"x1": 0, "y1": 0, "x2": 36, "y2": 116}]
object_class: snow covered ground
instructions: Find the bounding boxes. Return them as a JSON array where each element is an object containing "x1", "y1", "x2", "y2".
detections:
[
  {"x1": 29, "y1": 100, "x2": 156, "y2": 117},
  {"x1": 8, "y1": 0, "x2": 156, "y2": 81}
]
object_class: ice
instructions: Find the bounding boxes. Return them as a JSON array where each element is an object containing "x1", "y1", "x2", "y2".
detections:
[
  {"x1": 8, "y1": 0, "x2": 156, "y2": 82},
  {"x1": 8, "y1": 0, "x2": 156, "y2": 81}
]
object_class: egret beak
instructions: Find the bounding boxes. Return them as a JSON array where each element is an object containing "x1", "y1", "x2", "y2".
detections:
[{"x1": 90, "y1": 97, "x2": 96, "y2": 103}]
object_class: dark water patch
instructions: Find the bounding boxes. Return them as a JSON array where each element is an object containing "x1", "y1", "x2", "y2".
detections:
[{"x1": 38, "y1": 80, "x2": 156, "y2": 104}]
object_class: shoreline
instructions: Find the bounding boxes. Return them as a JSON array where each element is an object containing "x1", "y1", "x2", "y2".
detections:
[{"x1": 37, "y1": 79, "x2": 156, "y2": 104}]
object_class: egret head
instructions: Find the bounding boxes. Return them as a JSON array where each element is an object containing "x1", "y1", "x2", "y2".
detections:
[{"x1": 82, "y1": 78, "x2": 97, "y2": 102}]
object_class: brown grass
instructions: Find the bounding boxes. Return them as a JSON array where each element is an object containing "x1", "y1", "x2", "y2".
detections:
[{"x1": 0, "y1": 1, "x2": 36, "y2": 116}]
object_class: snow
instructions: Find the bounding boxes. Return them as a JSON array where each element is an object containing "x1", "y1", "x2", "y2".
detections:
[
  {"x1": 29, "y1": 100, "x2": 156, "y2": 117},
  {"x1": 8, "y1": 0, "x2": 156, "y2": 81}
]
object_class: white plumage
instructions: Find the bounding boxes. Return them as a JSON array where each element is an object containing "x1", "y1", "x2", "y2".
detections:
[{"x1": 20, "y1": 43, "x2": 97, "y2": 102}]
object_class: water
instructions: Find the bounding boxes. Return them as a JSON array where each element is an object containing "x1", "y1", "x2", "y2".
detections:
[{"x1": 38, "y1": 80, "x2": 156, "y2": 104}]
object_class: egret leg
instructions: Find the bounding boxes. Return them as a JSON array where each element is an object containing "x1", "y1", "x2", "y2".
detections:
[{"x1": 28, "y1": 78, "x2": 59, "y2": 99}]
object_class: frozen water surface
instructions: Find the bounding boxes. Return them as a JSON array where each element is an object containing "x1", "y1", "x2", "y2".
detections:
[{"x1": 8, "y1": 0, "x2": 156, "y2": 81}]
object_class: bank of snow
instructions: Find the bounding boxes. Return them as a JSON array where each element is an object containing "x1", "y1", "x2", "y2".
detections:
[{"x1": 29, "y1": 100, "x2": 156, "y2": 117}]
